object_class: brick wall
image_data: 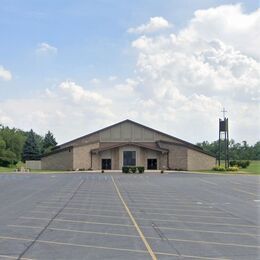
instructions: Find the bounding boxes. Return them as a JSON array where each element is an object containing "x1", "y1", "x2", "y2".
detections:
[
  {"x1": 187, "y1": 149, "x2": 216, "y2": 170},
  {"x1": 41, "y1": 148, "x2": 73, "y2": 170},
  {"x1": 73, "y1": 142, "x2": 99, "y2": 170}
]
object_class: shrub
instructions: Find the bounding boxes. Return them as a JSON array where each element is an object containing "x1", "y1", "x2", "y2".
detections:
[
  {"x1": 239, "y1": 161, "x2": 248, "y2": 168},
  {"x1": 137, "y1": 166, "x2": 144, "y2": 173},
  {"x1": 230, "y1": 160, "x2": 250, "y2": 168},
  {"x1": 122, "y1": 166, "x2": 144, "y2": 174},
  {"x1": 229, "y1": 160, "x2": 237, "y2": 167},
  {"x1": 212, "y1": 166, "x2": 226, "y2": 171},
  {"x1": 130, "y1": 167, "x2": 136, "y2": 173},
  {"x1": 16, "y1": 161, "x2": 25, "y2": 171},
  {"x1": 122, "y1": 166, "x2": 130, "y2": 173},
  {"x1": 227, "y1": 166, "x2": 239, "y2": 172}
]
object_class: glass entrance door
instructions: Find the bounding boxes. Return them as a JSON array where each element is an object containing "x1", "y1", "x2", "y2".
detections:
[
  {"x1": 147, "y1": 159, "x2": 157, "y2": 170},
  {"x1": 102, "y1": 159, "x2": 111, "y2": 170}
]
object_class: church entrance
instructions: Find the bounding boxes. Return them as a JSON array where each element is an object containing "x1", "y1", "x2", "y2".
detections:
[
  {"x1": 147, "y1": 159, "x2": 157, "y2": 170},
  {"x1": 102, "y1": 159, "x2": 111, "y2": 170}
]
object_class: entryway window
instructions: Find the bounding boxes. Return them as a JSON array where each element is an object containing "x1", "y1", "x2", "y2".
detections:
[
  {"x1": 123, "y1": 151, "x2": 136, "y2": 166},
  {"x1": 102, "y1": 159, "x2": 111, "y2": 170},
  {"x1": 147, "y1": 159, "x2": 157, "y2": 170}
]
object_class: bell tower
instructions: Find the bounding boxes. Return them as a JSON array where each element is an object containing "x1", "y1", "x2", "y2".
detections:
[{"x1": 218, "y1": 108, "x2": 229, "y2": 168}]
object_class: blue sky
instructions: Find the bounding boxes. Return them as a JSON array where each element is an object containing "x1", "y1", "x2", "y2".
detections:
[
  {"x1": 1, "y1": 0, "x2": 257, "y2": 99},
  {"x1": 0, "y1": 1, "x2": 259, "y2": 144}
]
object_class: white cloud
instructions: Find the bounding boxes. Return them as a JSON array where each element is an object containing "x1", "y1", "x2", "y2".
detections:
[
  {"x1": 179, "y1": 4, "x2": 260, "y2": 60},
  {"x1": 36, "y1": 42, "x2": 58, "y2": 55},
  {"x1": 59, "y1": 80, "x2": 112, "y2": 105},
  {"x1": 1, "y1": 5, "x2": 259, "y2": 144},
  {"x1": 128, "y1": 17, "x2": 171, "y2": 34},
  {"x1": 0, "y1": 66, "x2": 12, "y2": 81}
]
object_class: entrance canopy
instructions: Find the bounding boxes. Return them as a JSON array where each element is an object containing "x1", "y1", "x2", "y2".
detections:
[{"x1": 91, "y1": 142, "x2": 168, "y2": 154}]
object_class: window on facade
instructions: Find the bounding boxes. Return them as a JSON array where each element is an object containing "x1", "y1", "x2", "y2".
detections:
[{"x1": 123, "y1": 151, "x2": 136, "y2": 166}]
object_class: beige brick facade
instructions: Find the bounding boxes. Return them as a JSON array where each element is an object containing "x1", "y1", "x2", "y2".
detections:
[
  {"x1": 41, "y1": 148, "x2": 73, "y2": 170},
  {"x1": 187, "y1": 149, "x2": 216, "y2": 170},
  {"x1": 73, "y1": 142, "x2": 99, "y2": 170},
  {"x1": 41, "y1": 120, "x2": 215, "y2": 171}
]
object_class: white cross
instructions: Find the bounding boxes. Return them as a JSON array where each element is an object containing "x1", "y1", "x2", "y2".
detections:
[{"x1": 221, "y1": 108, "x2": 227, "y2": 119}]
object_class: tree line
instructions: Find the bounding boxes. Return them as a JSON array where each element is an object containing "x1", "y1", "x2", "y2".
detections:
[
  {"x1": 0, "y1": 125, "x2": 57, "y2": 167},
  {"x1": 196, "y1": 139, "x2": 260, "y2": 160}
]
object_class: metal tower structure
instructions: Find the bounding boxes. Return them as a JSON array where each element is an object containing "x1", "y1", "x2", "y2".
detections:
[{"x1": 218, "y1": 108, "x2": 229, "y2": 168}]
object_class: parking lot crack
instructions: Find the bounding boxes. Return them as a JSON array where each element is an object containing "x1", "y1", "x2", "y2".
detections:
[
  {"x1": 17, "y1": 179, "x2": 86, "y2": 260},
  {"x1": 151, "y1": 222, "x2": 183, "y2": 259}
]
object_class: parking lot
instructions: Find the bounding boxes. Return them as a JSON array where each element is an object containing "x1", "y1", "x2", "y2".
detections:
[{"x1": 0, "y1": 172, "x2": 259, "y2": 259}]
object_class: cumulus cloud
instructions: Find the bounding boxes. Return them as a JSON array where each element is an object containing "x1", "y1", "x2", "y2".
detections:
[
  {"x1": 1, "y1": 5, "x2": 259, "y2": 144},
  {"x1": 179, "y1": 4, "x2": 260, "y2": 60},
  {"x1": 0, "y1": 81, "x2": 115, "y2": 141},
  {"x1": 128, "y1": 17, "x2": 171, "y2": 34},
  {"x1": 59, "y1": 81, "x2": 111, "y2": 105},
  {"x1": 36, "y1": 42, "x2": 58, "y2": 55},
  {"x1": 0, "y1": 66, "x2": 12, "y2": 81}
]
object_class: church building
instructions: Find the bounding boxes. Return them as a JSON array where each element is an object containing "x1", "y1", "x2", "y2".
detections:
[{"x1": 41, "y1": 119, "x2": 215, "y2": 171}]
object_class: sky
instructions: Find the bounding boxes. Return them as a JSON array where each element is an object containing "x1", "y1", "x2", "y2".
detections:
[{"x1": 0, "y1": 0, "x2": 259, "y2": 145}]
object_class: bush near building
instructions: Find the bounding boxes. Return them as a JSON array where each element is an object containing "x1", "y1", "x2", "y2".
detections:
[
  {"x1": 122, "y1": 166, "x2": 145, "y2": 173},
  {"x1": 230, "y1": 160, "x2": 250, "y2": 168}
]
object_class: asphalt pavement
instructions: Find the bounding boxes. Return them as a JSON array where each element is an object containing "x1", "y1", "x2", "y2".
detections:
[{"x1": 0, "y1": 172, "x2": 259, "y2": 260}]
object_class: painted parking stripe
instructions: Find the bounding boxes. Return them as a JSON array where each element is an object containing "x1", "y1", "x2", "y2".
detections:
[
  {"x1": 8, "y1": 224, "x2": 259, "y2": 248},
  {"x1": 20, "y1": 216, "x2": 134, "y2": 227},
  {"x1": 20, "y1": 216, "x2": 259, "y2": 228},
  {"x1": 36, "y1": 205, "x2": 127, "y2": 214},
  {"x1": 8, "y1": 223, "x2": 259, "y2": 237},
  {"x1": 30, "y1": 209, "x2": 238, "y2": 220},
  {"x1": 38, "y1": 201, "x2": 223, "y2": 211},
  {"x1": 9, "y1": 224, "x2": 140, "y2": 238},
  {"x1": 231, "y1": 187, "x2": 257, "y2": 196},
  {"x1": 0, "y1": 255, "x2": 34, "y2": 260},
  {"x1": 111, "y1": 176, "x2": 157, "y2": 260},
  {"x1": 35, "y1": 204, "x2": 225, "y2": 214},
  {"x1": 200, "y1": 179, "x2": 218, "y2": 185},
  {"x1": 0, "y1": 235, "x2": 147, "y2": 255},
  {"x1": 0, "y1": 235, "x2": 230, "y2": 260},
  {"x1": 30, "y1": 211, "x2": 129, "y2": 219}
]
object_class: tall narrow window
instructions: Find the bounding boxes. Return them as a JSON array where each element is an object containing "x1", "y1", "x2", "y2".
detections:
[{"x1": 123, "y1": 151, "x2": 136, "y2": 166}]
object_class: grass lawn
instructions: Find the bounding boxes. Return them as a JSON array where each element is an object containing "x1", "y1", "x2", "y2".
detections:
[
  {"x1": 0, "y1": 166, "x2": 16, "y2": 173},
  {"x1": 0, "y1": 167, "x2": 68, "y2": 174},
  {"x1": 238, "y1": 160, "x2": 260, "y2": 174},
  {"x1": 196, "y1": 160, "x2": 260, "y2": 175}
]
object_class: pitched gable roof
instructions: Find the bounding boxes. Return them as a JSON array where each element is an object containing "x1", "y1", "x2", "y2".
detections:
[{"x1": 54, "y1": 119, "x2": 203, "y2": 152}]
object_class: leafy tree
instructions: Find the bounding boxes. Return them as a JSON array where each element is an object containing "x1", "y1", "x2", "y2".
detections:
[
  {"x1": 0, "y1": 125, "x2": 26, "y2": 165},
  {"x1": 197, "y1": 139, "x2": 260, "y2": 160},
  {"x1": 42, "y1": 131, "x2": 57, "y2": 153},
  {"x1": 22, "y1": 130, "x2": 41, "y2": 161}
]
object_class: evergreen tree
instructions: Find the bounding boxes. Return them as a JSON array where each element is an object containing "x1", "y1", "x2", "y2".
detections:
[
  {"x1": 22, "y1": 130, "x2": 40, "y2": 161},
  {"x1": 43, "y1": 131, "x2": 57, "y2": 153}
]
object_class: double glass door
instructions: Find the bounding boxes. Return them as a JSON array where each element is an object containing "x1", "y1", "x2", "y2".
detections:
[
  {"x1": 147, "y1": 159, "x2": 157, "y2": 170},
  {"x1": 102, "y1": 159, "x2": 111, "y2": 170}
]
